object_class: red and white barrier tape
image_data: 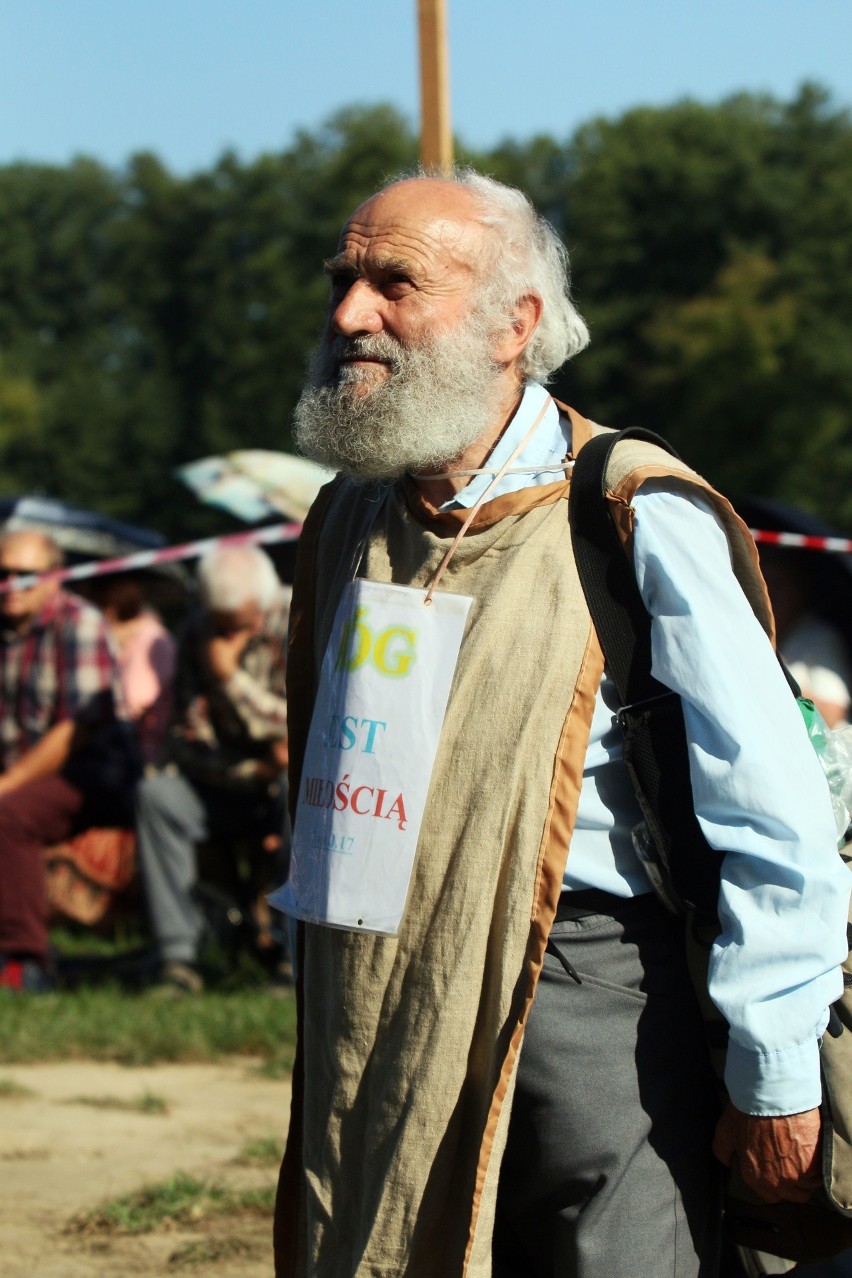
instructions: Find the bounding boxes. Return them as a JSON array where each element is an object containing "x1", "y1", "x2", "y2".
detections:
[
  {"x1": 0, "y1": 520, "x2": 303, "y2": 595},
  {"x1": 0, "y1": 521, "x2": 847, "y2": 597},
  {"x1": 750, "y1": 529, "x2": 852, "y2": 554}
]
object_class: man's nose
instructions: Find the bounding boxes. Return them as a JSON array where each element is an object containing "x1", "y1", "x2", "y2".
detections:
[{"x1": 330, "y1": 280, "x2": 384, "y2": 337}]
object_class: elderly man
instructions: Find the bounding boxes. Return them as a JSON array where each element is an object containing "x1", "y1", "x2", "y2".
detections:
[
  {"x1": 0, "y1": 530, "x2": 135, "y2": 991},
  {"x1": 274, "y1": 171, "x2": 850, "y2": 1278},
  {"x1": 136, "y1": 543, "x2": 289, "y2": 993}
]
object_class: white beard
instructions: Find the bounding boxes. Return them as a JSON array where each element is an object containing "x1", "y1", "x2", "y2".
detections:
[{"x1": 294, "y1": 314, "x2": 506, "y2": 482}]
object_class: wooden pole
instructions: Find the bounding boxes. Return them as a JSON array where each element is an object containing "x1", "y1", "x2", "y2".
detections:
[{"x1": 418, "y1": 0, "x2": 453, "y2": 174}]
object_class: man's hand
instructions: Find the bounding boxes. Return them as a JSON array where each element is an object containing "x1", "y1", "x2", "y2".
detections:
[
  {"x1": 712, "y1": 1101, "x2": 823, "y2": 1203},
  {"x1": 205, "y1": 630, "x2": 253, "y2": 682}
]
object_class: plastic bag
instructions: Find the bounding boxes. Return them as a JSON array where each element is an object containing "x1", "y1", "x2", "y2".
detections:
[{"x1": 798, "y1": 697, "x2": 852, "y2": 843}]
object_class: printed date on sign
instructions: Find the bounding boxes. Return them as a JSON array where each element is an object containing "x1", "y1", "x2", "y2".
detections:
[{"x1": 312, "y1": 833, "x2": 356, "y2": 856}]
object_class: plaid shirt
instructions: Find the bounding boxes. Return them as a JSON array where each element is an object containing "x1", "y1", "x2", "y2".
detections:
[
  {"x1": 0, "y1": 589, "x2": 128, "y2": 772},
  {"x1": 166, "y1": 593, "x2": 288, "y2": 789}
]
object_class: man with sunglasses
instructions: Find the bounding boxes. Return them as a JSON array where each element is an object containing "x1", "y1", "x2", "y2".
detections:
[{"x1": 0, "y1": 530, "x2": 136, "y2": 991}]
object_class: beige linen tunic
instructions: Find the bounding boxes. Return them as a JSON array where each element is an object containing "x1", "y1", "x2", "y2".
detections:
[{"x1": 275, "y1": 408, "x2": 772, "y2": 1278}]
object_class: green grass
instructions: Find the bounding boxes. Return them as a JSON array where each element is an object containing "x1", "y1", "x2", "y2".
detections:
[
  {"x1": 66, "y1": 1172, "x2": 275, "y2": 1235},
  {"x1": 0, "y1": 986, "x2": 296, "y2": 1068},
  {"x1": 252, "y1": 1053, "x2": 294, "y2": 1080},
  {"x1": 49, "y1": 925, "x2": 150, "y2": 957},
  {"x1": 0, "y1": 1077, "x2": 35, "y2": 1099},
  {"x1": 168, "y1": 1235, "x2": 260, "y2": 1269},
  {"x1": 233, "y1": 1134, "x2": 282, "y2": 1165},
  {"x1": 64, "y1": 1090, "x2": 170, "y2": 1115}
]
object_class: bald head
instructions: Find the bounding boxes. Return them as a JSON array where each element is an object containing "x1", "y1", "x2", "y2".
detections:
[
  {"x1": 351, "y1": 176, "x2": 482, "y2": 221},
  {"x1": 358, "y1": 169, "x2": 590, "y2": 381},
  {"x1": 323, "y1": 168, "x2": 587, "y2": 392},
  {"x1": 325, "y1": 177, "x2": 495, "y2": 361},
  {"x1": 294, "y1": 167, "x2": 587, "y2": 485},
  {"x1": 0, "y1": 529, "x2": 63, "y2": 631},
  {"x1": 345, "y1": 178, "x2": 489, "y2": 279},
  {"x1": 0, "y1": 530, "x2": 62, "y2": 571},
  {"x1": 355, "y1": 175, "x2": 481, "y2": 216}
]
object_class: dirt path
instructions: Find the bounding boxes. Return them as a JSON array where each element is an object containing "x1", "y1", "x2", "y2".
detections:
[{"x1": 0, "y1": 1060, "x2": 291, "y2": 1278}]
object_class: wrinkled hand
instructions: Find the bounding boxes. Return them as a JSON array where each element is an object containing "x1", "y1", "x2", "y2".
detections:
[
  {"x1": 712, "y1": 1102, "x2": 822, "y2": 1203},
  {"x1": 205, "y1": 630, "x2": 252, "y2": 682}
]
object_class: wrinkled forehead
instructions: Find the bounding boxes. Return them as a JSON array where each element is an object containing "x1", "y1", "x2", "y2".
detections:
[{"x1": 338, "y1": 181, "x2": 489, "y2": 276}]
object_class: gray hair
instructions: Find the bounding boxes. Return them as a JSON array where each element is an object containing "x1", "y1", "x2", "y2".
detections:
[
  {"x1": 196, "y1": 544, "x2": 281, "y2": 612},
  {"x1": 386, "y1": 167, "x2": 590, "y2": 382}
]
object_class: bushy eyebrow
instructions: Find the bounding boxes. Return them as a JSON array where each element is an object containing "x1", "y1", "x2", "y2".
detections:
[
  {"x1": 323, "y1": 253, "x2": 355, "y2": 278},
  {"x1": 323, "y1": 252, "x2": 419, "y2": 280}
]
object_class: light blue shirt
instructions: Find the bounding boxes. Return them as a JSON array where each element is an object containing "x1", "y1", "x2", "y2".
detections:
[{"x1": 446, "y1": 383, "x2": 851, "y2": 1114}]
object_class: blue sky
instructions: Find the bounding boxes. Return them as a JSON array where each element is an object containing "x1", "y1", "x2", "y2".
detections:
[{"x1": 1, "y1": 0, "x2": 850, "y2": 173}]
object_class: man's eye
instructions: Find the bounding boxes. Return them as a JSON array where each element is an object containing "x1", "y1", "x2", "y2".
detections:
[{"x1": 324, "y1": 261, "x2": 358, "y2": 290}]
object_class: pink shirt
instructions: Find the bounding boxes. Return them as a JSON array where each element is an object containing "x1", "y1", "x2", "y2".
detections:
[{"x1": 116, "y1": 612, "x2": 177, "y2": 765}]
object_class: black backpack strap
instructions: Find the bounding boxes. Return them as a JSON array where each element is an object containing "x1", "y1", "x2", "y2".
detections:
[
  {"x1": 569, "y1": 427, "x2": 676, "y2": 707},
  {"x1": 568, "y1": 426, "x2": 721, "y2": 915}
]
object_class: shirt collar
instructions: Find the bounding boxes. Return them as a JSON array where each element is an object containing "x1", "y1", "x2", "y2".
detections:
[{"x1": 440, "y1": 382, "x2": 571, "y2": 510}]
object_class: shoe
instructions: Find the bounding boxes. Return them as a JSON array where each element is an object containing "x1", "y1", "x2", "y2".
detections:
[
  {"x1": 0, "y1": 956, "x2": 56, "y2": 993},
  {"x1": 157, "y1": 960, "x2": 204, "y2": 995}
]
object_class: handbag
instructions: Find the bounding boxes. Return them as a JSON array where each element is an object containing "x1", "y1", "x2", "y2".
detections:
[{"x1": 569, "y1": 425, "x2": 852, "y2": 1264}]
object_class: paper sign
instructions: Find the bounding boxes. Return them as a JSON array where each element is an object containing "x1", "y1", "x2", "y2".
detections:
[{"x1": 269, "y1": 579, "x2": 472, "y2": 934}]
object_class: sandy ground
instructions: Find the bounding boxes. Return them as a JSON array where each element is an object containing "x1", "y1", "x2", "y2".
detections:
[{"x1": 0, "y1": 1059, "x2": 291, "y2": 1278}]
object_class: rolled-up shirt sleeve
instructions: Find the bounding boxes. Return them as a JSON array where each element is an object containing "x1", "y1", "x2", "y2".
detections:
[{"x1": 631, "y1": 482, "x2": 851, "y2": 1115}]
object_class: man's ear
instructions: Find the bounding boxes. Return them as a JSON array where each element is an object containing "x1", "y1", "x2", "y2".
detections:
[{"x1": 491, "y1": 293, "x2": 543, "y2": 367}]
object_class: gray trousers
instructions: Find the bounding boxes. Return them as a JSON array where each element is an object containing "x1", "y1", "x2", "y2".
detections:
[
  {"x1": 136, "y1": 770, "x2": 287, "y2": 965},
  {"x1": 493, "y1": 892, "x2": 723, "y2": 1278},
  {"x1": 136, "y1": 771, "x2": 213, "y2": 964}
]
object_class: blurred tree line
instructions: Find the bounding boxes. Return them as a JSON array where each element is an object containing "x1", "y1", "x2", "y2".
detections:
[{"x1": 0, "y1": 83, "x2": 851, "y2": 539}]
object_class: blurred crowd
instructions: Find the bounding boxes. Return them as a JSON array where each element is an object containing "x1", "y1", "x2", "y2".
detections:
[
  {"x1": 0, "y1": 513, "x2": 850, "y2": 1000},
  {"x1": 0, "y1": 530, "x2": 292, "y2": 994}
]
